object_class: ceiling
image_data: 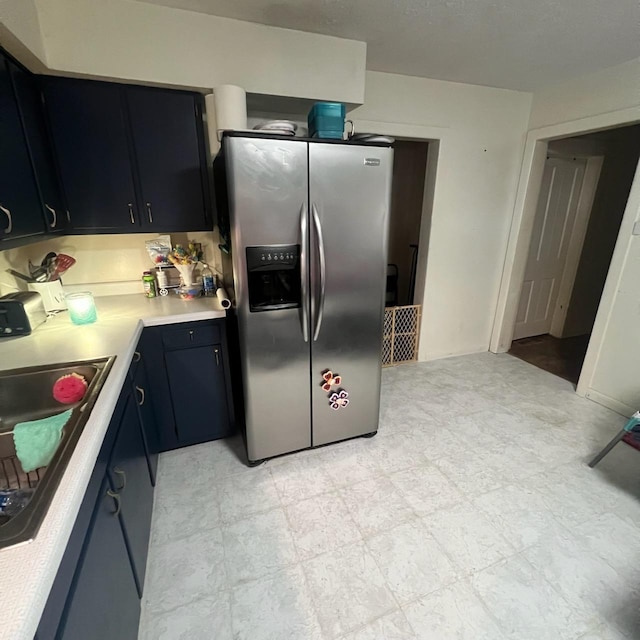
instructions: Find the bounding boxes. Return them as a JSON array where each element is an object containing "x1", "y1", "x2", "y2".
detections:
[{"x1": 133, "y1": 0, "x2": 640, "y2": 91}]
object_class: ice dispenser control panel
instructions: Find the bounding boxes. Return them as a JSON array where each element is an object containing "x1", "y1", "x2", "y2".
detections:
[{"x1": 246, "y1": 245, "x2": 301, "y2": 312}]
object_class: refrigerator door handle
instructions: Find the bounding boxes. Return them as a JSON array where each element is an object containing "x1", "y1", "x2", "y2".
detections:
[
  {"x1": 300, "y1": 202, "x2": 310, "y2": 343},
  {"x1": 312, "y1": 203, "x2": 326, "y2": 341}
]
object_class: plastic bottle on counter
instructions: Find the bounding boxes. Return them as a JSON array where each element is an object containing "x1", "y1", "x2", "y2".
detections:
[
  {"x1": 201, "y1": 264, "x2": 215, "y2": 297},
  {"x1": 156, "y1": 267, "x2": 168, "y2": 290},
  {"x1": 0, "y1": 488, "x2": 35, "y2": 517},
  {"x1": 142, "y1": 271, "x2": 157, "y2": 298}
]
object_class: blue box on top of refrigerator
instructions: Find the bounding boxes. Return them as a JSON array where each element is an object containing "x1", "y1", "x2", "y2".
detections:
[{"x1": 216, "y1": 132, "x2": 394, "y2": 464}]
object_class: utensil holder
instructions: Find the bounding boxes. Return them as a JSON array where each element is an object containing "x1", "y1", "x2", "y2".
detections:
[{"x1": 27, "y1": 281, "x2": 67, "y2": 313}]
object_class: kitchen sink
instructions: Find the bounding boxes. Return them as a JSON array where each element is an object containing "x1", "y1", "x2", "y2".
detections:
[{"x1": 0, "y1": 356, "x2": 115, "y2": 548}]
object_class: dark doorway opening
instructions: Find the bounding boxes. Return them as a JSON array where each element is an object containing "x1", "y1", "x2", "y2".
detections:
[{"x1": 509, "y1": 124, "x2": 640, "y2": 385}]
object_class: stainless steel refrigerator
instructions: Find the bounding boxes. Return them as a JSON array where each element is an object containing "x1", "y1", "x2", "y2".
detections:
[{"x1": 219, "y1": 132, "x2": 393, "y2": 463}]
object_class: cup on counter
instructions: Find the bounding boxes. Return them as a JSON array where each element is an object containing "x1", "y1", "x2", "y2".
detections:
[{"x1": 66, "y1": 292, "x2": 98, "y2": 325}]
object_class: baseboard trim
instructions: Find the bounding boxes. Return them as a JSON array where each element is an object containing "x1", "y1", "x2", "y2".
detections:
[{"x1": 584, "y1": 388, "x2": 634, "y2": 418}]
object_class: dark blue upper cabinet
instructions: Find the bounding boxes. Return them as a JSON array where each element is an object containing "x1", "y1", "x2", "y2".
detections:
[
  {"x1": 0, "y1": 54, "x2": 45, "y2": 242},
  {"x1": 42, "y1": 76, "x2": 212, "y2": 235},
  {"x1": 42, "y1": 77, "x2": 139, "y2": 232},
  {"x1": 7, "y1": 60, "x2": 67, "y2": 234},
  {"x1": 126, "y1": 86, "x2": 211, "y2": 231}
]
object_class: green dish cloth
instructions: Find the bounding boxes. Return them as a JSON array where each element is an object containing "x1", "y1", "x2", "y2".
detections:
[{"x1": 13, "y1": 409, "x2": 73, "y2": 473}]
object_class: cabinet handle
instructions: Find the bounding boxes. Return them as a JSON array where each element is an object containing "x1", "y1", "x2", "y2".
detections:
[
  {"x1": 214, "y1": 347, "x2": 220, "y2": 366},
  {"x1": 106, "y1": 489, "x2": 121, "y2": 516},
  {"x1": 146, "y1": 202, "x2": 153, "y2": 223},
  {"x1": 0, "y1": 205, "x2": 12, "y2": 235},
  {"x1": 45, "y1": 204, "x2": 57, "y2": 229},
  {"x1": 135, "y1": 385, "x2": 145, "y2": 406},
  {"x1": 189, "y1": 330, "x2": 194, "y2": 341},
  {"x1": 132, "y1": 351, "x2": 141, "y2": 363},
  {"x1": 66, "y1": 210, "x2": 71, "y2": 223},
  {"x1": 113, "y1": 467, "x2": 127, "y2": 490},
  {"x1": 128, "y1": 203, "x2": 135, "y2": 224}
]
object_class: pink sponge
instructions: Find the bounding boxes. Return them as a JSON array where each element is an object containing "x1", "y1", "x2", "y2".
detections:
[{"x1": 53, "y1": 373, "x2": 88, "y2": 404}]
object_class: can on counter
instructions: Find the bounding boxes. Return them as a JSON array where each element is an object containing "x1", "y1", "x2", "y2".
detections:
[{"x1": 142, "y1": 271, "x2": 157, "y2": 298}]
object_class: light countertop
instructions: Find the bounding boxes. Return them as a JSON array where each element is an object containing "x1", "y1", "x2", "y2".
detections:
[{"x1": 0, "y1": 294, "x2": 227, "y2": 640}]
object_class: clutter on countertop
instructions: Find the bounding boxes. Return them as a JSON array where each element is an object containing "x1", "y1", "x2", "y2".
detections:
[
  {"x1": 65, "y1": 292, "x2": 97, "y2": 325},
  {"x1": 167, "y1": 242, "x2": 203, "y2": 265},
  {"x1": 10, "y1": 252, "x2": 77, "y2": 285},
  {"x1": 27, "y1": 281, "x2": 67, "y2": 313},
  {"x1": 175, "y1": 283, "x2": 203, "y2": 300},
  {"x1": 142, "y1": 271, "x2": 157, "y2": 298},
  {"x1": 52, "y1": 373, "x2": 88, "y2": 404},
  {"x1": 145, "y1": 235, "x2": 172, "y2": 266},
  {"x1": 13, "y1": 408, "x2": 73, "y2": 473},
  {"x1": 168, "y1": 242, "x2": 203, "y2": 289},
  {"x1": 0, "y1": 291, "x2": 47, "y2": 337},
  {"x1": 201, "y1": 263, "x2": 215, "y2": 297}
]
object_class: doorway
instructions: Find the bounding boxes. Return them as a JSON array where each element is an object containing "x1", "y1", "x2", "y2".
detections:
[
  {"x1": 509, "y1": 125, "x2": 640, "y2": 384},
  {"x1": 386, "y1": 140, "x2": 429, "y2": 306}
]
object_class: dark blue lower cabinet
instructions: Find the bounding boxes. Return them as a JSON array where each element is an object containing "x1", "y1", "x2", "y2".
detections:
[
  {"x1": 56, "y1": 477, "x2": 140, "y2": 640},
  {"x1": 108, "y1": 393, "x2": 154, "y2": 597},
  {"x1": 133, "y1": 361, "x2": 159, "y2": 485},
  {"x1": 36, "y1": 384, "x2": 154, "y2": 640},
  {"x1": 140, "y1": 320, "x2": 236, "y2": 451},
  {"x1": 165, "y1": 343, "x2": 232, "y2": 445}
]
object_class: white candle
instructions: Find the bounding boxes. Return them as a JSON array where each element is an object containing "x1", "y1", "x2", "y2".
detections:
[{"x1": 66, "y1": 292, "x2": 98, "y2": 325}]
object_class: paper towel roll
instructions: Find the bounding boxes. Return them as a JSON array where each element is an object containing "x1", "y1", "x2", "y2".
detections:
[
  {"x1": 213, "y1": 84, "x2": 247, "y2": 138},
  {"x1": 216, "y1": 287, "x2": 231, "y2": 309},
  {"x1": 204, "y1": 93, "x2": 220, "y2": 155}
]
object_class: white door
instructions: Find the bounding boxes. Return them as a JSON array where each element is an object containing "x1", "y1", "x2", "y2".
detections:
[{"x1": 513, "y1": 156, "x2": 587, "y2": 340}]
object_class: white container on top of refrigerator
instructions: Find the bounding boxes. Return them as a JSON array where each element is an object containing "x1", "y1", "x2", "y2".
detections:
[{"x1": 219, "y1": 132, "x2": 393, "y2": 463}]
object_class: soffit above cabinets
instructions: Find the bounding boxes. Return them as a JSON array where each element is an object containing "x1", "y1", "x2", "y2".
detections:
[{"x1": 134, "y1": 0, "x2": 640, "y2": 91}]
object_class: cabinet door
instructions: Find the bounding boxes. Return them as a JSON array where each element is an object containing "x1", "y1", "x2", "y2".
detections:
[
  {"x1": 165, "y1": 343, "x2": 231, "y2": 445},
  {"x1": 0, "y1": 55, "x2": 45, "y2": 241},
  {"x1": 36, "y1": 389, "x2": 130, "y2": 640},
  {"x1": 42, "y1": 77, "x2": 139, "y2": 231},
  {"x1": 126, "y1": 86, "x2": 210, "y2": 231},
  {"x1": 8, "y1": 61, "x2": 66, "y2": 233},
  {"x1": 133, "y1": 361, "x2": 159, "y2": 485},
  {"x1": 58, "y1": 477, "x2": 140, "y2": 640},
  {"x1": 108, "y1": 394, "x2": 154, "y2": 596}
]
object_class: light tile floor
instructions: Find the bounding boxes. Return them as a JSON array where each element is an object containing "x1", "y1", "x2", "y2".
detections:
[{"x1": 138, "y1": 353, "x2": 640, "y2": 640}]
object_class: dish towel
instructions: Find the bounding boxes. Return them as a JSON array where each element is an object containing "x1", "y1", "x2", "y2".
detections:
[{"x1": 13, "y1": 409, "x2": 73, "y2": 473}]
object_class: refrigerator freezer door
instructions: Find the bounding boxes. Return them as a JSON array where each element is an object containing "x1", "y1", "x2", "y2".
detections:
[
  {"x1": 309, "y1": 143, "x2": 393, "y2": 446},
  {"x1": 226, "y1": 136, "x2": 312, "y2": 461}
]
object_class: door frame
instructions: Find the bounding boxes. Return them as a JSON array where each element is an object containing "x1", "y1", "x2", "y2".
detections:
[
  {"x1": 351, "y1": 118, "x2": 445, "y2": 360},
  {"x1": 490, "y1": 106, "x2": 640, "y2": 400}
]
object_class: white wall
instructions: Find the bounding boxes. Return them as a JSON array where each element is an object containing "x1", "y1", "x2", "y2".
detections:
[
  {"x1": 350, "y1": 71, "x2": 532, "y2": 360},
  {"x1": 587, "y1": 200, "x2": 640, "y2": 415},
  {"x1": 529, "y1": 57, "x2": 640, "y2": 130},
  {"x1": 34, "y1": 0, "x2": 366, "y2": 104},
  {"x1": 0, "y1": 0, "x2": 47, "y2": 68}
]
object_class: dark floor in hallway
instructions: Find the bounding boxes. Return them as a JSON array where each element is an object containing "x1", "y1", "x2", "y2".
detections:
[{"x1": 509, "y1": 333, "x2": 590, "y2": 384}]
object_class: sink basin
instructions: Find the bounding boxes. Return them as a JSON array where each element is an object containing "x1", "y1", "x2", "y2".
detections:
[{"x1": 0, "y1": 356, "x2": 115, "y2": 548}]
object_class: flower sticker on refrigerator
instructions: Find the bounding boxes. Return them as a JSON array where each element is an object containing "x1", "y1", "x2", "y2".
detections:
[{"x1": 320, "y1": 369, "x2": 350, "y2": 410}]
